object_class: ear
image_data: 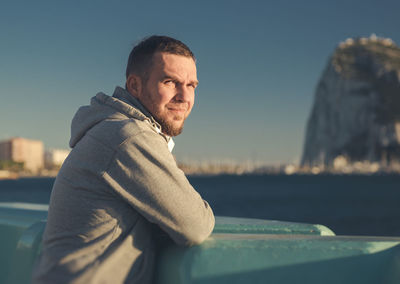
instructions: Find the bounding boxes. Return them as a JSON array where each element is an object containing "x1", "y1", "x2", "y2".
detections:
[{"x1": 126, "y1": 74, "x2": 142, "y2": 98}]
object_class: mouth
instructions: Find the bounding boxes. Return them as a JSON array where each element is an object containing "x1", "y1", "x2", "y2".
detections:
[
  {"x1": 168, "y1": 108, "x2": 186, "y2": 113},
  {"x1": 167, "y1": 106, "x2": 187, "y2": 114}
]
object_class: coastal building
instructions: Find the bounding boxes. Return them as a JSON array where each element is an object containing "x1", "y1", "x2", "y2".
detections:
[
  {"x1": 44, "y1": 149, "x2": 70, "y2": 169},
  {"x1": 0, "y1": 137, "x2": 44, "y2": 174}
]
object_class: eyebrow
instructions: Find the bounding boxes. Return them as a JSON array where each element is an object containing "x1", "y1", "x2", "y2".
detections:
[
  {"x1": 191, "y1": 80, "x2": 199, "y2": 87},
  {"x1": 162, "y1": 75, "x2": 199, "y2": 86}
]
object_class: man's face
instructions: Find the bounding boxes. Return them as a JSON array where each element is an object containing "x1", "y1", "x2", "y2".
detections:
[{"x1": 136, "y1": 52, "x2": 198, "y2": 136}]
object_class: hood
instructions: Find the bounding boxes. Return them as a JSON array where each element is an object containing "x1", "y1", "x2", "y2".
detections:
[{"x1": 69, "y1": 86, "x2": 161, "y2": 148}]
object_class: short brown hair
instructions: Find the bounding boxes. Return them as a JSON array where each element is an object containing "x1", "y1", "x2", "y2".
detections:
[{"x1": 125, "y1": 35, "x2": 195, "y2": 81}]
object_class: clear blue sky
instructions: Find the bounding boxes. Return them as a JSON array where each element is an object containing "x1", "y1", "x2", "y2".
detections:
[{"x1": 1, "y1": 0, "x2": 400, "y2": 164}]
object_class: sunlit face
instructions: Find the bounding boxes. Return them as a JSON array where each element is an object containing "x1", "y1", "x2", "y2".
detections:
[{"x1": 130, "y1": 52, "x2": 198, "y2": 136}]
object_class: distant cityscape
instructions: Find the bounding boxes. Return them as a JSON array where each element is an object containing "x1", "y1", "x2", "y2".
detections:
[
  {"x1": 1, "y1": 136, "x2": 400, "y2": 180},
  {"x1": 0, "y1": 137, "x2": 69, "y2": 179}
]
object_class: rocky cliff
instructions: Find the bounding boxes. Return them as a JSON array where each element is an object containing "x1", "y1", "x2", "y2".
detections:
[{"x1": 301, "y1": 35, "x2": 400, "y2": 168}]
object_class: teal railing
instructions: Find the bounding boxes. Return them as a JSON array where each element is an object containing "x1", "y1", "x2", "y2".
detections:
[{"x1": 1, "y1": 203, "x2": 400, "y2": 284}]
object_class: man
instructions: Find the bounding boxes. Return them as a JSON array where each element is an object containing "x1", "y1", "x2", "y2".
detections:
[{"x1": 33, "y1": 36, "x2": 215, "y2": 284}]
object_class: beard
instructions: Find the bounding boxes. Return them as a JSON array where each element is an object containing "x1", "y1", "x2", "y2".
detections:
[
  {"x1": 137, "y1": 90, "x2": 189, "y2": 137},
  {"x1": 156, "y1": 114, "x2": 185, "y2": 137}
]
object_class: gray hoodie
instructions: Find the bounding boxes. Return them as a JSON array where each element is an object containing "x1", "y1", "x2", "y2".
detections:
[{"x1": 32, "y1": 87, "x2": 215, "y2": 284}]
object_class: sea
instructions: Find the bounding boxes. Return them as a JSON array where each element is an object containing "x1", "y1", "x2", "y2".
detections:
[{"x1": 1, "y1": 174, "x2": 399, "y2": 237}]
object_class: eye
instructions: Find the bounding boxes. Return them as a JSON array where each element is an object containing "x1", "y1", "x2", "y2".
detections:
[
  {"x1": 164, "y1": 79, "x2": 177, "y2": 86},
  {"x1": 188, "y1": 83, "x2": 197, "y2": 89}
]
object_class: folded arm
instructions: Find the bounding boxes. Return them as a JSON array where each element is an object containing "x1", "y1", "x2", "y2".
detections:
[{"x1": 103, "y1": 130, "x2": 215, "y2": 246}]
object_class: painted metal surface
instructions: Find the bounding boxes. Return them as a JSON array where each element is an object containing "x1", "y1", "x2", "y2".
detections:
[
  {"x1": 1, "y1": 202, "x2": 400, "y2": 284},
  {"x1": 156, "y1": 234, "x2": 400, "y2": 284},
  {"x1": 0, "y1": 203, "x2": 48, "y2": 284},
  {"x1": 6, "y1": 221, "x2": 46, "y2": 283},
  {"x1": 214, "y1": 216, "x2": 335, "y2": 236}
]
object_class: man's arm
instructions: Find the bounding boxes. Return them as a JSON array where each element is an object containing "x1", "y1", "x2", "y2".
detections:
[{"x1": 102, "y1": 129, "x2": 215, "y2": 246}]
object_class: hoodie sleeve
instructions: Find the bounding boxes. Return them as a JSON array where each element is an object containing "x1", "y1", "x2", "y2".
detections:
[{"x1": 102, "y1": 129, "x2": 215, "y2": 246}]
